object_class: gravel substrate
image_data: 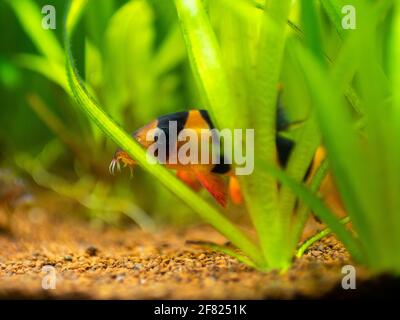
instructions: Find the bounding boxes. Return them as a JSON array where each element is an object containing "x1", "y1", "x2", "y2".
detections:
[{"x1": 0, "y1": 204, "x2": 374, "y2": 299}]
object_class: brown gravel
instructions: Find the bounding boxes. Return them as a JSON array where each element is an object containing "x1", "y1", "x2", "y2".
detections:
[{"x1": 0, "y1": 200, "x2": 372, "y2": 299}]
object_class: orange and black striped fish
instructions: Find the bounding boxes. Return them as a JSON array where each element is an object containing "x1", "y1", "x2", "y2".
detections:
[
  {"x1": 110, "y1": 108, "x2": 310, "y2": 207},
  {"x1": 110, "y1": 110, "x2": 242, "y2": 207}
]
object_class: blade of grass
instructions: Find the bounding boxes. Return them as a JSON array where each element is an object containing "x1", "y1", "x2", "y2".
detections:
[
  {"x1": 296, "y1": 216, "x2": 351, "y2": 258},
  {"x1": 174, "y1": 0, "x2": 239, "y2": 130},
  {"x1": 243, "y1": 0, "x2": 292, "y2": 268},
  {"x1": 64, "y1": 0, "x2": 264, "y2": 267}
]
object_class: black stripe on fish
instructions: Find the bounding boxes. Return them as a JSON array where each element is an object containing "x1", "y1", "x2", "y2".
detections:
[
  {"x1": 211, "y1": 155, "x2": 232, "y2": 175},
  {"x1": 156, "y1": 111, "x2": 189, "y2": 158},
  {"x1": 199, "y1": 109, "x2": 214, "y2": 129}
]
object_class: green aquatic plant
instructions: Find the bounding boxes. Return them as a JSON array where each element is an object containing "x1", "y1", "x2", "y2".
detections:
[
  {"x1": 173, "y1": 0, "x2": 325, "y2": 270},
  {"x1": 65, "y1": 0, "x2": 266, "y2": 267},
  {"x1": 11, "y1": 0, "x2": 399, "y2": 274},
  {"x1": 63, "y1": 0, "x2": 327, "y2": 271},
  {"x1": 269, "y1": 0, "x2": 400, "y2": 275}
]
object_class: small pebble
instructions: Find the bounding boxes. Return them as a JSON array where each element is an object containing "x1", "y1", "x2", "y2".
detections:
[
  {"x1": 133, "y1": 263, "x2": 143, "y2": 270},
  {"x1": 85, "y1": 246, "x2": 98, "y2": 257}
]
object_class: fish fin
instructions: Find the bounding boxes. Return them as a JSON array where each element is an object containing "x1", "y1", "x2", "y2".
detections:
[
  {"x1": 176, "y1": 170, "x2": 201, "y2": 191},
  {"x1": 195, "y1": 171, "x2": 228, "y2": 207},
  {"x1": 229, "y1": 176, "x2": 243, "y2": 205}
]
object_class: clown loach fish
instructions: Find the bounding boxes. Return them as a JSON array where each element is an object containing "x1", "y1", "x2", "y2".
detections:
[{"x1": 109, "y1": 108, "x2": 310, "y2": 208}]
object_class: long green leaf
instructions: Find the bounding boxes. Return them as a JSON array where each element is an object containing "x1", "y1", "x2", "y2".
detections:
[
  {"x1": 244, "y1": 0, "x2": 292, "y2": 268},
  {"x1": 174, "y1": 0, "x2": 239, "y2": 130}
]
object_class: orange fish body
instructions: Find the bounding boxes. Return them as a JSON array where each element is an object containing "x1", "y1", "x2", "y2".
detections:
[{"x1": 111, "y1": 110, "x2": 240, "y2": 207}]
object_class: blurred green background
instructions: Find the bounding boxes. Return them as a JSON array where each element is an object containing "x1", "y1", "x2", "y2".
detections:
[{"x1": 0, "y1": 0, "x2": 208, "y2": 228}]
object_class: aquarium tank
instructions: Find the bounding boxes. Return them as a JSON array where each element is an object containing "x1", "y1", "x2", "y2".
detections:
[{"x1": 0, "y1": 0, "x2": 399, "y2": 304}]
